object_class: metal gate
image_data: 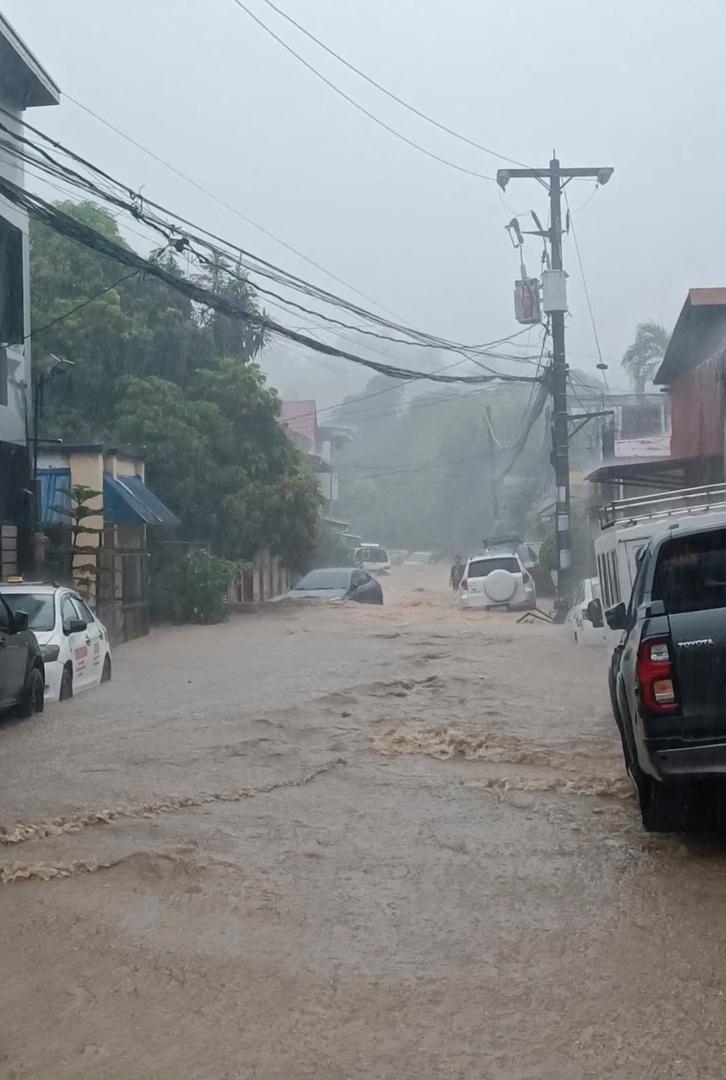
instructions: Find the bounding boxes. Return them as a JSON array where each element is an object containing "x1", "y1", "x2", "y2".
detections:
[{"x1": 97, "y1": 546, "x2": 149, "y2": 644}]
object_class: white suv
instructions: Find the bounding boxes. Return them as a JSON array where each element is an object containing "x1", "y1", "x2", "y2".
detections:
[
  {"x1": 1, "y1": 583, "x2": 111, "y2": 701},
  {"x1": 458, "y1": 552, "x2": 536, "y2": 611}
]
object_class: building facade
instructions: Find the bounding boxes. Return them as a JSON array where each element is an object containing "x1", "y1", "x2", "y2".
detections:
[
  {"x1": 280, "y1": 399, "x2": 351, "y2": 511},
  {"x1": 0, "y1": 16, "x2": 59, "y2": 576},
  {"x1": 37, "y1": 445, "x2": 179, "y2": 642}
]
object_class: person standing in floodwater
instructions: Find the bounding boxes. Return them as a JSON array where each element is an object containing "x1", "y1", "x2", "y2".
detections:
[{"x1": 449, "y1": 555, "x2": 465, "y2": 591}]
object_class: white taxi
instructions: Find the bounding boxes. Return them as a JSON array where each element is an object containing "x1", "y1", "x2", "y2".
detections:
[{"x1": 0, "y1": 583, "x2": 111, "y2": 701}]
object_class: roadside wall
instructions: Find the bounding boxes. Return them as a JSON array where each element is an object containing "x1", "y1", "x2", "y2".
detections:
[{"x1": 227, "y1": 551, "x2": 290, "y2": 605}]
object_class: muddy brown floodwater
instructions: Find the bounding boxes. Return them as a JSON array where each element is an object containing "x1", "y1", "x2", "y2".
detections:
[{"x1": 2, "y1": 567, "x2": 726, "y2": 1078}]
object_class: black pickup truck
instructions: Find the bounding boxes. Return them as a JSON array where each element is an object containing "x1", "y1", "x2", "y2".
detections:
[{"x1": 607, "y1": 519, "x2": 726, "y2": 831}]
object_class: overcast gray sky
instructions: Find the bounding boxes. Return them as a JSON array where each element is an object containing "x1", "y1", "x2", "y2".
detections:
[{"x1": 6, "y1": 0, "x2": 726, "y2": 401}]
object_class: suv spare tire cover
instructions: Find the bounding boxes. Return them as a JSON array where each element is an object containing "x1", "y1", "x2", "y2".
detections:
[{"x1": 483, "y1": 569, "x2": 517, "y2": 602}]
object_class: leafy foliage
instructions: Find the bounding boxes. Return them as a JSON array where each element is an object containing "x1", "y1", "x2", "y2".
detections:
[
  {"x1": 334, "y1": 379, "x2": 551, "y2": 554},
  {"x1": 51, "y1": 484, "x2": 104, "y2": 598},
  {"x1": 31, "y1": 201, "x2": 320, "y2": 571},
  {"x1": 621, "y1": 321, "x2": 670, "y2": 393},
  {"x1": 177, "y1": 550, "x2": 237, "y2": 624}
]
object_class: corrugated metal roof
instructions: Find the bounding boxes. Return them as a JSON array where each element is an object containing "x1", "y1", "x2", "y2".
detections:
[{"x1": 104, "y1": 474, "x2": 180, "y2": 527}]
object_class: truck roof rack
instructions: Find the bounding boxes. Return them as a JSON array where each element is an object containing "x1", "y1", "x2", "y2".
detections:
[{"x1": 599, "y1": 482, "x2": 726, "y2": 530}]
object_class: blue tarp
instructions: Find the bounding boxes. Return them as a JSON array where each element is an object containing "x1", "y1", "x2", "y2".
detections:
[
  {"x1": 103, "y1": 474, "x2": 180, "y2": 527},
  {"x1": 38, "y1": 467, "x2": 71, "y2": 525}
]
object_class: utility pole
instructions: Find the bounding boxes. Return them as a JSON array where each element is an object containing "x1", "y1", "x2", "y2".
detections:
[{"x1": 497, "y1": 155, "x2": 613, "y2": 620}]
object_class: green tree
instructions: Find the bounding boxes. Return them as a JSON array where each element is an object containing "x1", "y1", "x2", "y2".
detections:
[
  {"x1": 31, "y1": 199, "x2": 321, "y2": 572},
  {"x1": 622, "y1": 321, "x2": 670, "y2": 393},
  {"x1": 335, "y1": 381, "x2": 549, "y2": 554}
]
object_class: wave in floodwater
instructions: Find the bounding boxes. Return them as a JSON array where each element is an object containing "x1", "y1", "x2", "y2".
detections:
[
  {"x1": 370, "y1": 726, "x2": 631, "y2": 799},
  {"x1": 0, "y1": 758, "x2": 345, "y2": 852},
  {"x1": 1, "y1": 848, "x2": 233, "y2": 886},
  {"x1": 463, "y1": 775, "x2": 633, "y2": 799}
]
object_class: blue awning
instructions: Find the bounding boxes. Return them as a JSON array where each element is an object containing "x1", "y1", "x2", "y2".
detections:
[
  {"x1": 103, "y1": 474, "x2": 180, "y2": 527},
  {"x1": 38, "y1": 467, "x2": 71, "y2": 525}
]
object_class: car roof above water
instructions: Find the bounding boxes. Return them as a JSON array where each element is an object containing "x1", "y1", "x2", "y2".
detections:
[
  {"x1": 0, "y1": 582, "x2": 61, "y2": 594},
  {"x1": 468, "y1": 551, "x2": 519, "y2": 561}
]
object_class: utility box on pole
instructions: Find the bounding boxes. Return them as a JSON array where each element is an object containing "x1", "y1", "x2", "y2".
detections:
[
  {"x1": 542, "y1": 269, "x2": 568, "y2": 313},
  {"x1": 514, "y1": 277, "x2": 541, "y2": 324}
]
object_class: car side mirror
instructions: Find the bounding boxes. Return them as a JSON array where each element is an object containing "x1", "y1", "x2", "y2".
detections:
[
  {"x1": 66, "y1": 618, "x2": 87, "y2": 635},
  {"x1": 605, "y1": 602, "x2": 627, "y2": 631},
  {"x1": 12, "y1": 610, "x2": 29, "y2": 632},
  {"x1": 586, "y1": 598, "x2": 604, "y2": 628}
]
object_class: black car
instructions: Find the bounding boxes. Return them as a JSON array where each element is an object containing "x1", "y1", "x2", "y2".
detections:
[
  {"x1": 287, "y1": 567, "x2": 383, "y2": 604},
  {"x1": 0, "y1": 593, "x2": 45, "y2": 718},
  {"x1": 607, "y1": 519, "x2": 726, "y2": 831}
]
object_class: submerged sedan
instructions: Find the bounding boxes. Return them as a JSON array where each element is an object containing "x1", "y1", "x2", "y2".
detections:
[{"x1": 286, "y1": 568, "x2": 383, "y2": 604}]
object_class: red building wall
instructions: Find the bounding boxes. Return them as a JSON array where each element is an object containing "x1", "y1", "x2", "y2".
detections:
[{"x1": 670, "y1": 363, "x2": 723, "y2": 459}]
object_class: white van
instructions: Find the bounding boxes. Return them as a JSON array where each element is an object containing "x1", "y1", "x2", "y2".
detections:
[
  {"x1": 594, "y1": 483, "x2": 726, "y2": 632},
  {"x1": 354, "y1": 544, "x2": 391, "y2": 574}
]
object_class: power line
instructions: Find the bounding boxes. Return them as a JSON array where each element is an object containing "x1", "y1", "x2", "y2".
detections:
[
  {"x1": 1, "y1": 174, "x2": 542, "y2": 387},
  {"x1": 564, "y1": 188, "x2": 609, "y2": 392},
  {"x1": 63, "y1": 93, "x2": 403, "y2": 319},
  {"x1": 253, "y1": 0, "x2": 533, "y2": 170},
  {"x1": 5, "y1": 97, "x2": 542, "y2": 373},
  {"x1": 0, "y1": 115, "x2": 543, "y2": 391},
  {"x1": 0, "y1": 112, "x2": 508, "y2": 356},
  {"x1": 287, "y1": 333, "x2": 540, "y2": 425},
  {"x1": 229, "y1": 0, "x2": 497, "y2": 182},
  {"x1": 338, "y1": 452, "x2": 482, "y2": 484}
]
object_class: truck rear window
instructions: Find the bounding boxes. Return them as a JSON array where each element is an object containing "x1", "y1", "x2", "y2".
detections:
[
  {"x1": 653, "y1": 529, "x2": 726, "y2": 614},
  {"x1": 467, "y1": 557, "x2": 519, "y2": 577}
]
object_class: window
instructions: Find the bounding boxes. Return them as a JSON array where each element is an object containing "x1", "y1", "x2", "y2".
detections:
[
  {"x1": 351, "y1": 571, "x2": 367, "y2": 588},
  {"x1": 467, "y1": 557, "x2": 520, "y2": 577},
  {"x1": 3, "y1": 593, "x2": 55, "y2": 631},
  {"x1": 597, "y1": 554, "x2": 608, "y2": 607},
  {"x1": 606, "y1": 551, "x2": 621, "y2": 605},
  {"x1": 293, "y1": 570, "x2": 351, "y2": 591},
  {"x1": 61, "y1": 595, "x2": 82, "y2": 631},
  {"x1": 0, "y1": 216, "x2": 24, "y2": 347},
  {"x1": 73, "y1": 598, "x2": 96, "y2": 625},
  {"x1": 653, "y1": 529, "x2": 726, "y2": 614}
]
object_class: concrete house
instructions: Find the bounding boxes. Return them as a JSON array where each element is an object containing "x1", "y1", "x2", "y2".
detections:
[{"x1": 0, "y1": 14, "x2": 59, "y2": 577}]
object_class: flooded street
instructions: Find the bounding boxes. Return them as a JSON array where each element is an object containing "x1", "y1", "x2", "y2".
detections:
[{"x1": 2, "y1": 566, "x2": 726, "y2": 1079}]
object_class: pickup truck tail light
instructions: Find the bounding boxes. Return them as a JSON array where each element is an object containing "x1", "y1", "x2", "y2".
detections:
[
  {"x1": 460, "y1": 578, "x2": 468, "y2": 591},
  {"x1": 637, "y1": 636, "x2": 677, "y2": 713}
]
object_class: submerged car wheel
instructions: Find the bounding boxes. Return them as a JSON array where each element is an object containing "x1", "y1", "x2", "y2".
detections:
[
  {"x1": 638, "y1": 776, "x2": 696, "y2": 833},
  {"x1": 18, "y1": 668, "x2": 45, "y2": 718},
  {"x1": 101, "y1": 655, "x2": 112, "y2": 683},
  {"x1": 59, "y1": 665, "x2": 73, "y2": 701}
]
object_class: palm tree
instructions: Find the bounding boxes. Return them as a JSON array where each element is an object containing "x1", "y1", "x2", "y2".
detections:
[{"x1": 622, "y1": 321, "x2": 670, "y2": 393}]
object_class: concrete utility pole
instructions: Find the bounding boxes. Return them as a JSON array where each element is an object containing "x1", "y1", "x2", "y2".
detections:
[{"x1": 497, "y1": 156, "x2": 613, "y2": 620}]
